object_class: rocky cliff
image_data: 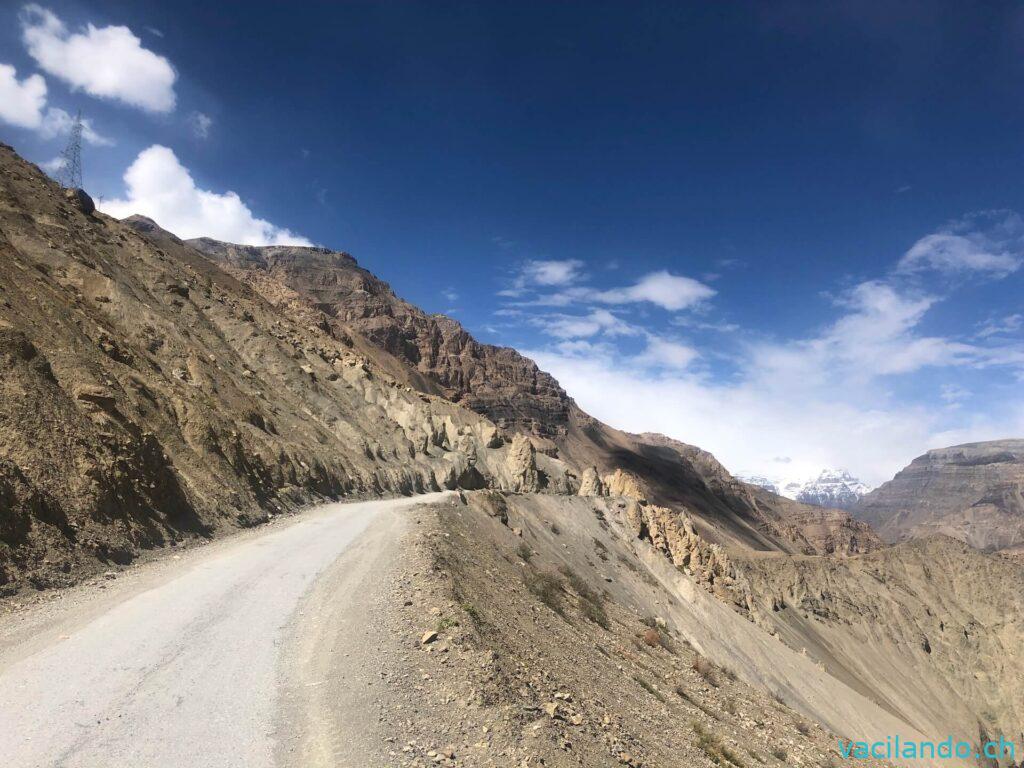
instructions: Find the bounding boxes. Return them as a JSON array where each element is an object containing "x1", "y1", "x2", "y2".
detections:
[
  {"x1": 185, "y1": 237, "x2": 574, "y2": 438},
  {"x1": 854, "y1": 439, "x2": 1024, "y2": 552}
]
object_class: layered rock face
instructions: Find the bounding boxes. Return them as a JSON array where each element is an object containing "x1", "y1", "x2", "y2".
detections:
[
  {"x1": 185, "y1": 237, "x2": 573, "y2": 438},
  {"x1": 854, "y1": 440, "x2": 1024, "y2": 552}
]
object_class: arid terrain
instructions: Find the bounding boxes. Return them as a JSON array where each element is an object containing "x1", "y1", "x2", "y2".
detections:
[{"x1": 1, "y1": 143, "x2": 1021, "y2": 767}]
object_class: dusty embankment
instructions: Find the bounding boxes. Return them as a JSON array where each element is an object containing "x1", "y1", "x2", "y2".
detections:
[{"x1": 380, "y1": 492, "x2": 920, "y2": 768}]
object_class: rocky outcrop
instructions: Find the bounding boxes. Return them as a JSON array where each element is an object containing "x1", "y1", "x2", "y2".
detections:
[
  {"x1": 504, "y1": 433, "x2": 540, "y2": 493},
  {"x1": 602, "y1": 468, "x2": 646, "y2": 501},
  {"x1": 854, "y1": 440, "x2": 1024, "y2": 552},
  {"x1": 577, "y1": 466, "x2": 604, "y2": 497},
  {"x1": 735, "y1": 537, "x2": 1024, "y2": 751},
  {"x1": 616, "y1": 498, "x2": 749, "y2": 610}
]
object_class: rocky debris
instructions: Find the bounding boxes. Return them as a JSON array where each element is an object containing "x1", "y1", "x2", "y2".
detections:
[
  {"x1": 577, "y1": 466, "x2": 604, "y2": 497},
  {"x1": 854, "y1": 439, "x2": 1024, "y2": 552},
  {"x1": 402, "y1": 493, "x2": 895, "y2": 768},
  {"x1": 504, "y1": 434, "x2": 540, "y2": 493}
]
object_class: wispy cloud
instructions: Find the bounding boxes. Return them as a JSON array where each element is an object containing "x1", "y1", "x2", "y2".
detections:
[
  {"x1": 189, "y1": 111, "x2": 212, "y2": 139},
  {"x1": 592, "y1": 270, "x2": 715, "y2": 311},
  {"x1": 897, "y1": 211, "x2": 1023, "y2": 278}
]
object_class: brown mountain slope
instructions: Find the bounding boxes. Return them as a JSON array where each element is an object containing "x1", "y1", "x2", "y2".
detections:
[
  {"x1": 184, "y1": 236, "x2": 573, "y2": 438},
  {"x1": 734, "y1": 535, "x2": 1024, "y2": 755},
  {"x1": 0, "y1": 144, "x2": 575, "y2": 593},
  {"x1": 854, "y1": 439, "x2": 1024, "y2": 552},
  {"x1": 184, "y1": 234, "x2": 878, "y2": 557}
]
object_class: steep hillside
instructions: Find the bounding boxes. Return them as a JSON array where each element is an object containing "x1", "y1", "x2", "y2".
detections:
[
  {"x1": 854, "y1": 440, "x2": 1024, "y2": 552},
  {"x1": 734, "y1": 537, "x2": 1024, "y2": 756},
  {"x1": 185, "y1": 235, "x2": 880, "y2": 557},
  {"x1": 0, "y1": 144, "x2": 574, "y2": 593}
]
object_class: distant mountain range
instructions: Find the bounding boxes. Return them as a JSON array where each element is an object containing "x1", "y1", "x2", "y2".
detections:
[{"x1": 739, "y1": 469, "x2": 872, "y2": 510}]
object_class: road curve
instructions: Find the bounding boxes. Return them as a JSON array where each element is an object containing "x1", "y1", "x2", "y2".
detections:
[{"x1": 0, "y1": 494, "x2": 442, "y2": 768}]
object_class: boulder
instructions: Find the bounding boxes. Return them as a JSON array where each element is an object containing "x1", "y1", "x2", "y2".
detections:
[{"x1": 64, "y1": 188, "x2": 95, "y2": 216}]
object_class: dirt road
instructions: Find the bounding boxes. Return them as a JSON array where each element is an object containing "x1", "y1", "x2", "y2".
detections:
[{"x1": 0, "y1": 494, "x2": 441, "y2": 768}]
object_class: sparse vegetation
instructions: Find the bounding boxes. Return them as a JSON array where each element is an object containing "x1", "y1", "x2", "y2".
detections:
[
  {"x1": 579, "y1": 598, "x2": 610, "y2": 629},
  {"x1": 770, "y1": 747, "x2": 788, "y2": 763},
  {"x1": 692, "y1": 653, "x2": 719, "y2": 685},
  {"x1": 435, "y1": 615, "x2": 458, "y2": 632},
  {"x1": 795, "y1": 720, "x2": 811, "y2": 736},
  {"x1": 692, "y1": 721, "x2": 747, "y2": 767},
  {"x1": 674, "y1": 685, "x2": 720, "y2": 720},
  {"x1": 516, "y1": 542, "x2": 533, "y2": 562},
  {"x1": 548, "y1": 521, "x2": 561, "y2": 535},
  {"x1": 525, "y1": 569, "x2": 564, "y2": 614},
  {"x1": 558, "y1": 565, "x2": 610, "y2": 628},
  {"x1": 634, "y1": 675, "x2": 666, "y2": 702},
  {"x1": 640, "y1": 627, "x2": 675, "y2": 653},
  {"x1": 462, "y1": 602, "x2": 481, "y2": 624},
  {"x1": 592, "y1": 537, "x2": 609, "y2": 560}
]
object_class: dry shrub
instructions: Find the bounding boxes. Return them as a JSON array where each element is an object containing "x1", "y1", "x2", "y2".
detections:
[
  {"x1": 525, "y1": 569, "x2": 564, "y2": 614},
  {"x1": 692, "y1": 653, "x2": 719, "y2": 685}
]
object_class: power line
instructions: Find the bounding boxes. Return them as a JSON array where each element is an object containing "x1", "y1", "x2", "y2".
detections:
[{"x1": 57, "y1": 110, "x2": 83, "y2": 190}]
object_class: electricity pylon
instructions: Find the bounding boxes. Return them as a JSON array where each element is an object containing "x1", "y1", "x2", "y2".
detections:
[{"x1": 57, "y1": 111, "x2": 83, "y2": 189}]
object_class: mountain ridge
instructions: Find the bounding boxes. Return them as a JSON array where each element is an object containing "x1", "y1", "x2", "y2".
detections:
[{"x1": 853, "y1": 438, "x2": 1024, "y2": 553}]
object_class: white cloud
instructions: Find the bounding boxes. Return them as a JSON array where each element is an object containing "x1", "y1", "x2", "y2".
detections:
[
  {"x1": 594, "y1": 270, "x2": 716, "y2": 311},
  {"x1": 526, "y1": 259, "x2": 584, "y2": 286},
  {"x1": 633, "y1": 336, "x2": 699, "y2": 370},
  {"x1": 0, "y1": 63, "x2": 47, "y2": 129},
  {"x1": 897, "y1": 212, "x2": 1024, "y2": 278},
  {"x1": 536, "y1": 308, "x2": 636, "y2": 339},
  {"x1": 501, "y1": 259, "x2": 586, "y2": 296},
  {"x1": 527, "y1": 345, "x2": 1024, "y2": 487},
  {"x1": 100, "y1": 145, "x2": 312, "y2": 246},
  {"x1": 0, "y1": 62, "x2": 113, "y2": 147},
  {"x1": 39, "y1": 155, "x2": 65, "y2": 173},
  {"x1": 21, "y1": 4, "x2": 176, "y2": 113},
  {"x1": 518, "y1": 275, "x2": 1023, "y2": 484},
  {"x1": 977, "y1": 313, "x2": 1023, "y2": 339},
  {"x1": 189, "y1": 111, "x2": 212, "y2": 139}
]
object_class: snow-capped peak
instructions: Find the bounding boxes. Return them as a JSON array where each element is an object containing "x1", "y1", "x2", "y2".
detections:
[{"x1": 738, "y1": 468, "x2": 872, "y2": 510}]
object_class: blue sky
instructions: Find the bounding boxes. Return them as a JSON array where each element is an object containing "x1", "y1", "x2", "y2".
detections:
[{"x1": 2, "y1": 1, "x2": 1023, "y2": 485}]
